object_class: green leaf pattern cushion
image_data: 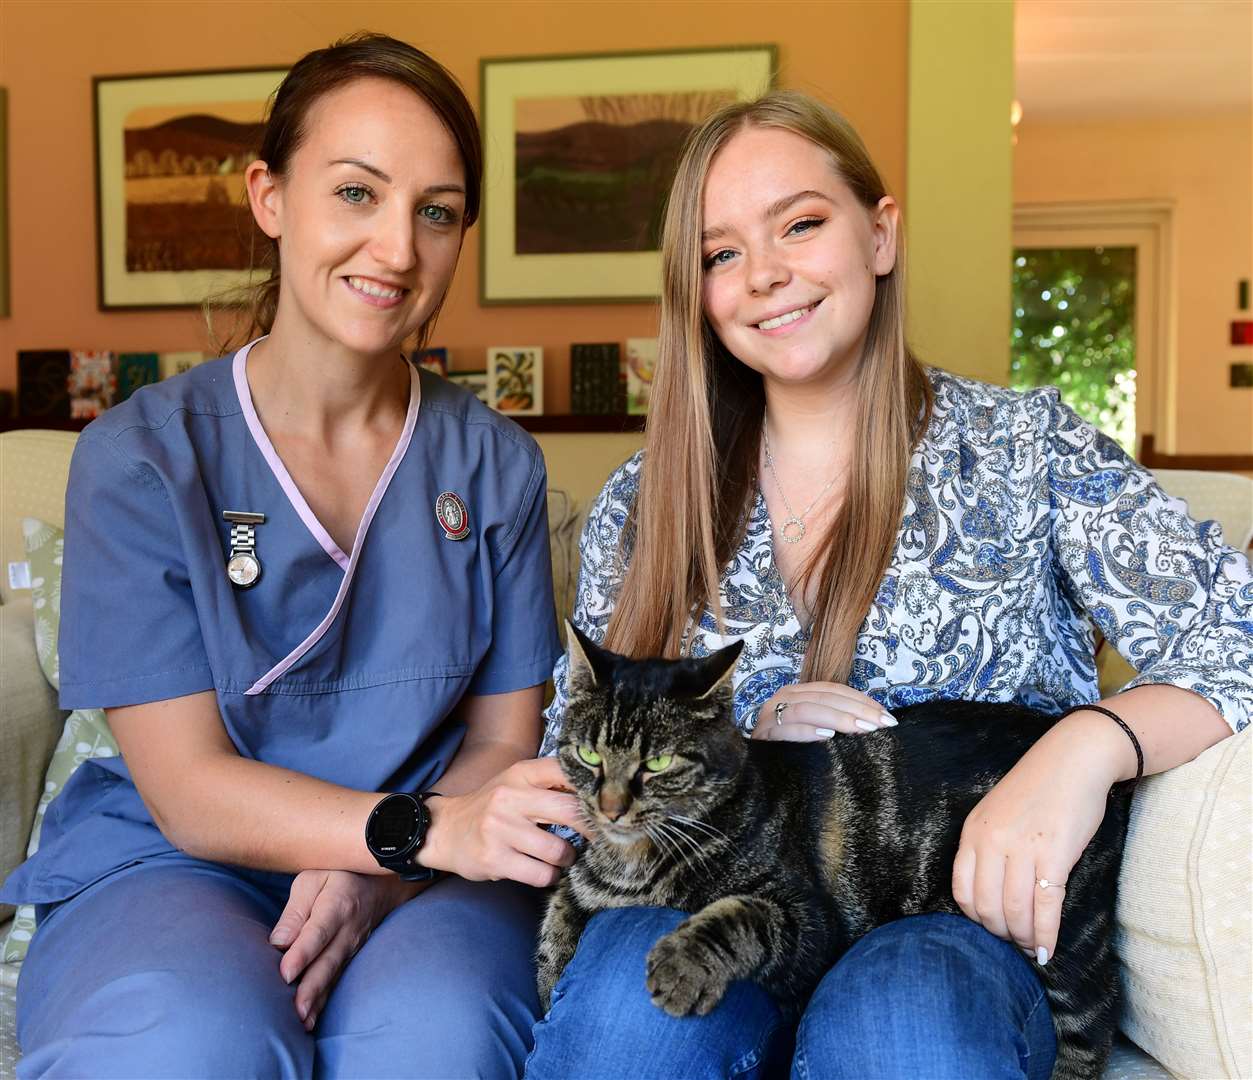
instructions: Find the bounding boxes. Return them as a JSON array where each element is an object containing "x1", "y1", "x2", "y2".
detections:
[
  {"x1": 3, "y1": 519, "x2": 119, "y2": 967},
  {"x1": 22, "y1": 518, "x2": 62, "y2": 689}
]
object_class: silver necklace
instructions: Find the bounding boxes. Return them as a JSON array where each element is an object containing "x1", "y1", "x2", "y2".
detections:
[{"x1": 761, "y1": 423, "x2": 840, "y2": 544}]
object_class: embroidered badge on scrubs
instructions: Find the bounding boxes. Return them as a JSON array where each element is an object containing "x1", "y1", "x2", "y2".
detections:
[
  {"x1": 222, "y1": 510, "x2": 265, "y2": 588},
  {"x1": 435, "y1": 492, "x2": 470, "y2": 541}
]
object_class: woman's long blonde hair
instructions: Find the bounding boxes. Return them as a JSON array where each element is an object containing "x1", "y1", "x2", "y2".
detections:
[{"x1": 604, "y1": 91, "x2": 932, "y2": 683}]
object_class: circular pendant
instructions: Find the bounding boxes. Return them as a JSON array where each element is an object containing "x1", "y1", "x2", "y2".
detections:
[
  {"x1": 781, "y1": 518, "x2": 806, "y2": 544},
  {"x1": 227, "y1": 552, "x2": 261, "y2": 588},
  {"x1": 435, "y1": 491, "x2": 471, "y2": 541}
]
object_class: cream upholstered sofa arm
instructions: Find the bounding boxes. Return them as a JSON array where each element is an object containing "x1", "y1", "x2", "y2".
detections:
[{"x1": 1115, "y1": 725, "x2": 1252, "y2": 1078}]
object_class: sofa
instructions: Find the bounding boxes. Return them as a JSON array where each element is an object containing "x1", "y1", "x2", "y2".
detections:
[{"x1": 2, "y1": 427, "x2": 1250, "y2": 1079}]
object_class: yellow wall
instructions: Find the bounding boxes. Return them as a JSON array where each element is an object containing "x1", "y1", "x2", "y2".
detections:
[
  {"x1": 906, "y1": 0, "x2": 1014, "y2": 385},
  {"x1": 0, "y1": 0, "x2": 909, "y2": 408},
  {"x1": 1014, "y1": 111, "x2": 1253, "y2": 455}
]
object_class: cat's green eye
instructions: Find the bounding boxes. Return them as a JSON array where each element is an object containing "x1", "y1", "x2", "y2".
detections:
[
  {"x1": 644, "y1": 754, "x2": 673, "y2": 773},
  {"x1": 577, "y1": 746, "x2": 602, "y2": 767}
]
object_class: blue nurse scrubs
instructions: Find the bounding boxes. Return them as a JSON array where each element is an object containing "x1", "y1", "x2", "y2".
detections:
[{"x1": 1, "y1": 339, "x2": 563, "y2": 1078}]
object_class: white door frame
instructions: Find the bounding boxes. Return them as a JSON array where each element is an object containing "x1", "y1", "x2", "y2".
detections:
[{"x1": 1013, "y1": 200, "x2": 1177, "y2": 454}]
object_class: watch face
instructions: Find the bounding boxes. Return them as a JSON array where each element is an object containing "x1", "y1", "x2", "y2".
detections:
[
  {"x1": 367, "y1": 794, "x2": 421, "y2": 857},
  {"x1": 227, "y1": 553, "x2": 260, "y2": 587}
]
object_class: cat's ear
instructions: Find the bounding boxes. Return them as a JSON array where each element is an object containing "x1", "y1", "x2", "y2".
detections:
[
  {"x1": 566, "y1": 620, "x2": 608, "y2": 694},
  {"x1": 696, "y1": 638, "x2": 745, "y2": 700}
]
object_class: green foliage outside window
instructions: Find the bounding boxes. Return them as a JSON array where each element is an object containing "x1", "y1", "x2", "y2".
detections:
[{"x1": 1010, "y1": 247, "x2": 1137, "y2": 454}]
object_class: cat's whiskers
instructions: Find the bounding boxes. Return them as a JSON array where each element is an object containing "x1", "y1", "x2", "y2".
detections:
[
  {"x1": 642, "y1": 820, "x2": 691, "y2": 874},
  {"x1": 652, "y1": 819, "x2": 714, "y2": 877},
  {"x1": 668, "y1": 813, "x2": 739, "y2": 858}
]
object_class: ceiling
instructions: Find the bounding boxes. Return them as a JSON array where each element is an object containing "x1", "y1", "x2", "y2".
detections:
[{"x1": 1015, "y1": 0, "x2": 1253, "y2": 120}]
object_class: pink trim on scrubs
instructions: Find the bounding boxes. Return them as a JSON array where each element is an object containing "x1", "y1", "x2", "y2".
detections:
[{"x1": 233, "y1": 339, "x2": 422, "y2": 695}]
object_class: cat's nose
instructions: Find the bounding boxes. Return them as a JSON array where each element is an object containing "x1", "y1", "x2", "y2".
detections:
[{"x1": 599, "y1": 788, "x2": 630, "y2": 821}]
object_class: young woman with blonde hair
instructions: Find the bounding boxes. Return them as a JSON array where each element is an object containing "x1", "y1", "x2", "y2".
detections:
[{"x1": 527, "y1": 91, "x2": 1250, "y2": 1078}]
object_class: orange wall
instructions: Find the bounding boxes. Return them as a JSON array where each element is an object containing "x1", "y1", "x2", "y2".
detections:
[
  {"x1": 1014, "y1": 111, "x2": 1253, "y2": 455},
  {"x1": 0, "y1": 0, "x2": 909, "y2": 411}
]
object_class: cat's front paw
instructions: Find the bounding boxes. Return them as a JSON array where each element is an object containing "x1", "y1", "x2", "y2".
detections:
[{"x1": 645, "y1": 925, "x2": 734, "y2": 1017}]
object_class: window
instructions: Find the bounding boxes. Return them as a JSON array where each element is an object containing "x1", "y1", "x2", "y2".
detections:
[
  {"x1": 1012, "y1": 202, "x2": 1175, "y2": 458},
  {"x1": 1011, "y1": 246, "x2": 1136, "y2": 453}
]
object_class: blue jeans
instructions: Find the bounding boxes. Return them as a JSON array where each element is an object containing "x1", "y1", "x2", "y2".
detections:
[{"x1": 525, "y1": 908, "x2": 1056, "y2": 1080}]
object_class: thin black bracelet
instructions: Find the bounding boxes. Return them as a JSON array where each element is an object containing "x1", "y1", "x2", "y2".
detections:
[{"x1": 1059, "y1": 704, "x2": 1144, "y2": 783}]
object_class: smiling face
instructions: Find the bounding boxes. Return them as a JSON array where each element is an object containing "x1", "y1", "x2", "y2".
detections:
[
  {"x1": 247, "y1": 76, "x2": 467, "y2": 360},
  {"x1": 699, "y1": 125, "x2": 899, "y2": 393}
]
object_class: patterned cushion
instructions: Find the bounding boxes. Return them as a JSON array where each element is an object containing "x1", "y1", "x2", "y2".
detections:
[
  {"x1": 21, "y1": 519, "x2": 62, "y2": 689},
  {"x1": 0, "y1": 520, "x2": 119, "y2": 968}
]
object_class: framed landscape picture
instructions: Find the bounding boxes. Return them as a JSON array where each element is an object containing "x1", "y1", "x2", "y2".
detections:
[
  {"x1": 480, "y1": 45, "x2": 775, "y2": 305},
  {"x1": 94, "y1": 67, "x2": 286, "y2": 310}
]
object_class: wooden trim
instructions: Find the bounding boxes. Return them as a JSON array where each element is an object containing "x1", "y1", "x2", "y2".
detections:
[
  {"x1": 0, "y1": 414, "x2": 647, "y2": 436},
  {"x1": 517, "y1": 415, "x2": 645, "y2": 434},
  {"x1": 1140, "y1": 434, "x2": 1253, "y2": 472}
]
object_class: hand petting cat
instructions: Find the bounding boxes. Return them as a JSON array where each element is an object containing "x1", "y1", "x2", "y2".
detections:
[{"x1": 753, "y1": 682, "x2": 898, "y2": 741}]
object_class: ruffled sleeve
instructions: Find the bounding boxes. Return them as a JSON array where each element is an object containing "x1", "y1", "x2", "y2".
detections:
[{"x1": 1035, "y1": 389, "x2": 1252, "y2": 732}]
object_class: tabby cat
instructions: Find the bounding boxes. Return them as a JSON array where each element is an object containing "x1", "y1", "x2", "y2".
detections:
[{"x1": 537, "y1": 625, "x2": 1132, "y2": 1080}]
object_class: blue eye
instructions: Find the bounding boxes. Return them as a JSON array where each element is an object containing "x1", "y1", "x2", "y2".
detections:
[
  {"x1": 421, "y1": 204, "x2": 459, "y2": 225},
  {"x1": 337, "y1": 184, "x2": 371, "y2": 205},
  {"x1": 703, "y1": 249, "x2": 734, "y2": 270},
  {"x1": 788, "y1": 217, "x2": 822, "y2": 236}
]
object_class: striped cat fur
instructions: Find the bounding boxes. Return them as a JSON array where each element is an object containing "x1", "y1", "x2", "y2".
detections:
[{"x1": 537, "y1": 625, "x2": 1132, "y2": 1080}]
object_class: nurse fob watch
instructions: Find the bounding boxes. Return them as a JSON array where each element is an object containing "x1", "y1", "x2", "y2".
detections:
[
  {"x1": 222, "y1": 510, "x2": 265, "y2": 588},
  {"x1": 365, "y1": 792, "x2": 439, "y2": 882}
]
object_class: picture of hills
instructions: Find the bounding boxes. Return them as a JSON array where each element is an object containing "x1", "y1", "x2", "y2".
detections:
[
  {"x1": 515, "y1": 91, "x2": 732, "y2": 255},
  {"x1": 122, "y1": 109, "x2": 266, "y2": 272}
]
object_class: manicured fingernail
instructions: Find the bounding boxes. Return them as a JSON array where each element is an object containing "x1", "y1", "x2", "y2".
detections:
[
  {"x1": 815, "y1": 728, "x2": 836, "y2": 738},
  {"x1": 270, "y1": 928, "x2": 292, "y2": 947},
  {"x1": 880, "y1": 714, "x2": 898, "y2": 727},
  {"x1": 855, "y1": 719, "x2": 878, "y2": 732},
  {"x1": 1036, "y1": 947, "x2": 1049, "y2": 966}
]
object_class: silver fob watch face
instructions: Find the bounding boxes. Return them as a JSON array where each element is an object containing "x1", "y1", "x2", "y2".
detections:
[{"x1": 227, "y1": 553, "x2": 261, "y2": 588}]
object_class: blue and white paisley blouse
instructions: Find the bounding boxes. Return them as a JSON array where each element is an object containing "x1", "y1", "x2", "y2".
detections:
[{"x1": 541, "y1": 370, "x2": 1252, "y2": 754}]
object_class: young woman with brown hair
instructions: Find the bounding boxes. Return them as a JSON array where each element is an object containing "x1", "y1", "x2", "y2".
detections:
[
  {"x1": 527, "y1": 91, "x2": 1249, "y2": 1078},
  {"x1": 3, "y1": 34, "x2": 584, "y2": 1078}
]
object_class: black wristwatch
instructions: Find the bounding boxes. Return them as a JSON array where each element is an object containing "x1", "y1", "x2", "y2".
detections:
[{"x1": 365, "y1": 791, "x2": 441, "y2": 882}]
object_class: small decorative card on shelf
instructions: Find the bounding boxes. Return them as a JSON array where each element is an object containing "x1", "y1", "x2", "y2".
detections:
[
  {"x1": 626, "y1": 337, "x2": 658, "y2": 415},
  {"x1": 116, "y1": 352, "x2": 160, "y2": 403},
  {"x1": 68, "y1": 351, "x2": 117, "y2": 420},
  {"x1": 414, "y1": 347, "x2": 449, "y2": 377},
  {"x1": 487, "y1": 347, "x2": 543, "y2": 415},
  {"x1": 158, "y1": 351, "x2": 206, "y2": 380},
  {"x1": 17, "y1": 350, "x2": 72, "y2": 418},
  {"x1": 449, "y1": 370, "x2": 490, "y2": 405},
  {"x1": 571, "y1": 343, "x2": 623, "y2": 415}
]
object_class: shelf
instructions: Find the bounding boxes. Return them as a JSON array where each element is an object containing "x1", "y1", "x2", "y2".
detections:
[
  {"x1": 517, "y1": 415, "x2": 645, "y2": 434},
  {"x1": 0, "y1": 414, "x2": 647, "y2": 436}
]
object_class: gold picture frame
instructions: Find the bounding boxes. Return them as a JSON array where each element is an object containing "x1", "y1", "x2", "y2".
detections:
[
  {"x1": 94, "y1": 67, "x2": 286, "y2": 311},
  {"x1": 480, "y1": 45, "x2": 775, "y2": 305}
]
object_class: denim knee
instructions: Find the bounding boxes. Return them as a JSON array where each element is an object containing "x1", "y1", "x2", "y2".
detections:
[
  {"x1": 793, "y1": 913, "x2": 1055, "y2": 1080},
  {"x1": 526, "y1": 906, "x2": 786, "y2": 1080}
]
